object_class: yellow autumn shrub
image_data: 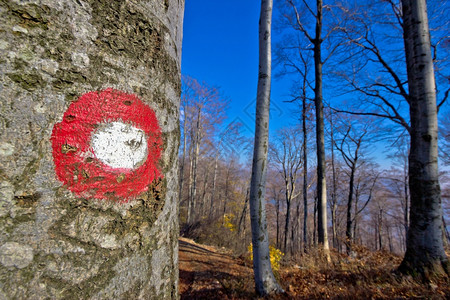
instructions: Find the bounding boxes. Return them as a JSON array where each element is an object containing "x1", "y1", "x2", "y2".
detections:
[{"x1": 247, "y1": 243, "x2": 284, "y2": 272}]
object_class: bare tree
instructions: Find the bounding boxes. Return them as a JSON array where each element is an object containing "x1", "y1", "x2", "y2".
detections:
[
  {"x1": 333, "y1": 119, "x2": 370, "y2": 254},
  {"x1": 281, "y1": 0, "x2": 343, "y2": 261},
  {"x1": 330, "y1": 0, "x2": 448, "y2": 276},
  {"x1": 399, "y1": 0, "x2": 449, "y2": 278},
  {"x1": 270, "y1": 127, "x2": 303, "y2": 254},
  {"x1": 180, "y1": 76, "x2": 228, "y2": 225},
  {"x1": 249, "y1": 0, "x2": 284, "y2": 295}
]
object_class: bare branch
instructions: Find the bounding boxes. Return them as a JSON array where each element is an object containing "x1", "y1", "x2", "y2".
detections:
[
  {"x1": 287, "y1": 0, "x2": 314, "y2": 43},
  {"x1": 437, "y1": 87, "x2": 449, "y2": 112},
  {"x1": 331, "y1": 107, "x2": 411, "y2": 133}
]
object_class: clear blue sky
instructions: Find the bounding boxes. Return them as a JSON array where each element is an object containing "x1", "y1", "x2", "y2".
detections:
[
  {"x1": 180, "y1": 1, "x2": 449, "y2": 169},
  {"x1": 181, "y1": 0, "x2": 295, "y2": 139}
]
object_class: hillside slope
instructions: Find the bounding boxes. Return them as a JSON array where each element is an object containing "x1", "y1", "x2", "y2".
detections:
[{"x1": 179, "y1": 238, "x2": 449, "y2": 299}]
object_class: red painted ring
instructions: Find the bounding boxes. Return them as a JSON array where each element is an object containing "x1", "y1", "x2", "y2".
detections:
[{"x1": 51, "y1": 88, "x2": 162, "y2": 202}]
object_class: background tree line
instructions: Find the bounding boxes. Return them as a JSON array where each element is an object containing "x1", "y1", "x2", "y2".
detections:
[{"x1": 179, "y1": 0, "x2": 449, "y2": 287}]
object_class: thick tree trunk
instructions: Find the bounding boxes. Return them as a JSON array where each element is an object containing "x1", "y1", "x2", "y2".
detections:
[
  {"x1": 399, "y1": 0, "x2": 449, "y2": 278},
  {"x1": 0, "y1": 0, "x2": 184, "y2": 298},
  {"x1": 314, "y1": 0, "x2": 331, "y2": 262},
  {"x1": 249, "y1": 0, "x2": 283, "y2": 295}
]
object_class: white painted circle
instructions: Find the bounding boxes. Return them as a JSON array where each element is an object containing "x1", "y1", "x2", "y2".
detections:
[{"x1": 91, "y1": 121, "x2": 148, "y2": 169}]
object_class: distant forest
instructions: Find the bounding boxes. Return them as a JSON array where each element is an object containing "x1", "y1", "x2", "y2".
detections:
[{"x1": 178, "y1": 0, "x2": 450, "y2": 284}]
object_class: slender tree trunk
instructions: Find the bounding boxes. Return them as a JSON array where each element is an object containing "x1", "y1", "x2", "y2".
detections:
[
  {"x1": 313, "y1": 0, "x2": 331, "y2": 261},
  {"x1": 330, "y1": 115, "x2": 338, "y2": 251},
  {"x1": 200, "y1": 174, "x2": 208, "y2": 217},
  {"x1": 210, "y1": 151, "x2": 220, "y2": 217},
  {"x1": 302, "y1": 80, "x2": 309, "y2": 253},
  {"x1": 291, "y1": 200, "x2": 301, "y2": 255},
  {"x1": 187, "y1": 142, "x2": 194, "y2": 224},
  {"x1": 345, "y1": 164, "x2": 356, "y2": 254},
  {"x1": 276, "y1": 196, "x2": 281, "y2": 249},
  {"x1": 378, "y1": 209, "x2": 383, "y2": 251},
  {"x1": 399, "y1": 0, "x2": 449, "y2": 278},
  {"x1": 388, "y1": 228, "x2": 394, "y2": 253},
  {"x1": 353, "y1": 190, "x2": 359, "y2": 244},
  {"x1": 179, "y1": 105, "x2": 187, "y2": 204},
  {"x1": 249, "y1": 0, "x2": 283, "y2": 295},
  {"x1": 313, "y1": 194, "x2": 318, "y2": 247},
  {"x1": 283, "y1": 179, "x2": 292, "y2": 254},
  {"x1": 404, "y1": 167, "x2": 410, "y2": 241},
  {"x1": 283, "y1": 198, "x2": 291, "y2": 254},
  {"x1": 222, "y1": 163, "x2": 231, "y2": 219},
  {"x1": 0, "y1": 1, "x2": 183, "y2": 298},
  {"x1": 295, "y1": 200, "x2": 302, "y2": 253},
  {"x1": 238, "y1": 188, "x2": 250, "y2": 236},
  {"x1": 189, "y1": 108, "x2": 201, "y2": 223}
]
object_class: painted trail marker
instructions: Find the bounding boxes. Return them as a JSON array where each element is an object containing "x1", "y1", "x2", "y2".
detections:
[{"x1": 51, "y1": 88, "x2": 162, "y2": 201}]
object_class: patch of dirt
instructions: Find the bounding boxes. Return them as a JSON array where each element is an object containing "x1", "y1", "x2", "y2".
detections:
[{"x1": 179, "y1": 237, "x2": 255, "y2": 299}]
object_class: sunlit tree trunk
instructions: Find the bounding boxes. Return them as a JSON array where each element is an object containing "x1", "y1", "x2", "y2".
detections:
[
  {"x1": 209, "y1": 151, "x2": 220, "y2": 217},
  {"x1": 329, "y1": 113, "x2": 338, "y2": 251},
  {"x1": 189, "y1": 107, "x2": 201, "y2": 222},
  {"x1": 0, "y1": 0, "x2": 183, "y2": 298},
  {"x1": 302, "y1": 71, "x2": 309, "y2": 253},
  {"x1": 238, "y1": 188, "x2": 250, "y2": 236},
  {"x1": 313, "y1": 0, "x2": 331, "y2": 262},
  {"x1": 179, "y1": 102, "x2": 188, "y2": 204},
  {"x1": 249, "y1": 0, "x2": 283, "y2": 295},
  {"x1": 399, "y1": 0, "x2": 449, "y2": 278},
  {"x1": 187, "y1": 139, "x2": 194, "y2": 224},
  {"x1": 283, "y1": 180, "x2": 292, "y2": 254},
  {"x1": 276, "y1": 192, "x2": 281, "y2": 249}
]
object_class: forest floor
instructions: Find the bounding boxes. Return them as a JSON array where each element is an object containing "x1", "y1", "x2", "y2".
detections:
[{"x1": 178, "y1": 237, "x2": 449, "y2": 299}]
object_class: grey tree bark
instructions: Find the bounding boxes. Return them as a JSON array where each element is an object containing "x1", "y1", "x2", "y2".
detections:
[
  {"x1": 329, "y1": 112, "x2": 339, "y2": 251},
  {"x1": 399, "y1": 0, "x2": 449, "y2": 278},
  {"x1": 0, "y1": 0, "x2": 184, "y2": 298},
  {"x1": 302, "y1": 95, "x2": 309, "y2": 254},
  {"x1": 249, "y1": 0, "x2": 283, "y2": 295},
  {"x1": 312, "y1": 0, "x2": 331, "y2": 261}
]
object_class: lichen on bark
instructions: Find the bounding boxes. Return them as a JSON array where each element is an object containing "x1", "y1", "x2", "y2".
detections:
[{"x1": 0, "y1": 0, "x2": 184, "y2": 298}]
